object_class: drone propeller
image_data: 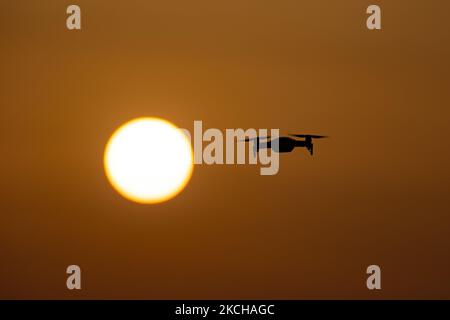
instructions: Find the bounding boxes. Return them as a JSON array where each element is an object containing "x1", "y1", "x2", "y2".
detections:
[
  {"x1": 289, "y1": 134, "x2": 328, "y2": 139},
  {"x1": 240, "y1": 136, "x2": 271, "y2": 142}
]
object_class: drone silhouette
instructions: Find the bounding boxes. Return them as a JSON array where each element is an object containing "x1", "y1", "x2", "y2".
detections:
[{"x1": 243, "y1": 134, "x2": 328, "y2": 156}]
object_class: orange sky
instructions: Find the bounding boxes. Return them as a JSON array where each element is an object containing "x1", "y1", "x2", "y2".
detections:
[{"x1": 1, "y1": 0, "x2": 449, "y2": 299}]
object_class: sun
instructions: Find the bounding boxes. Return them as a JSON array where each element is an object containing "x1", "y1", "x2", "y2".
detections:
[{"x1": 104, "y1": 117, "x2": 194, "y2": 204}]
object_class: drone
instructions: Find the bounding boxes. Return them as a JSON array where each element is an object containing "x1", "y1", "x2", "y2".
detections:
[{"x1": 243, "y1": 134, "x2": 328, "y2": 156}]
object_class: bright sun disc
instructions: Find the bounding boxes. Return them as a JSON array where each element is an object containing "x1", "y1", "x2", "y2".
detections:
[{"x1": 104, "y1": 117, "x2": 193, "y2": 204}]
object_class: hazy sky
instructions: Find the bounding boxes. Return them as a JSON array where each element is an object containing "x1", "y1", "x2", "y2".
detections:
[{"x1": 1, "y1": 0, "x2": 449, "y2": 299}]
